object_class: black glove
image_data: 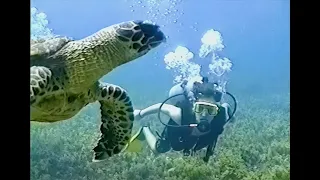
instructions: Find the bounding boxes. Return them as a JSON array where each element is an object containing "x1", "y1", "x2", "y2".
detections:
[{"x1": 203, "y1": 140, "x2": 216, "y2": 163}]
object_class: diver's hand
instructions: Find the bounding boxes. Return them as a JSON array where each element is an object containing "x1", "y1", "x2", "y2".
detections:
[{"x1": 134, "y1": 109, "x2": 143, "y2": 121}]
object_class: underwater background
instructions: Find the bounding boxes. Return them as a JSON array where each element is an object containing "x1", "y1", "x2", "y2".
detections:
[{"x1": 30, "y1": 0, "x2": 290, "y2": 180}]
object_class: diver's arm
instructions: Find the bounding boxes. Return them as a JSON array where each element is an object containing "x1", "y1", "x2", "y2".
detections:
[
  {"x1": 139, "y1": 103, "x2": 182, "y2": 124},
  {"x1": 228, "y1": 105, "x2": 235, "y2": 122},
  {"x1": 221, "y1": 103, "x2": 235, "y2": 123}
]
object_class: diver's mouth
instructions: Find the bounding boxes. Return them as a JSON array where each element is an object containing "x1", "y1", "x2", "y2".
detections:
[{"x1": 197, "y1": 119, "x2": 210, "y2": 133}]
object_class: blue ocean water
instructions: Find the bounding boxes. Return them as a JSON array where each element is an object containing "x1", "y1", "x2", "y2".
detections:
[{"x1": 31, "y1": 1, "x2": 290, "y2": 179}]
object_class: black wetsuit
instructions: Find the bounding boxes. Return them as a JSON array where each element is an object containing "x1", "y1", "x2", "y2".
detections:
[{"x1": 155, "y1": 99, "x2": 228, "y2": 160}]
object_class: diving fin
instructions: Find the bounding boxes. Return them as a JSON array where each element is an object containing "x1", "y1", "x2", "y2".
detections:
[{"x1": 124, "y1": 126, "x2": 146, "y2": 152}]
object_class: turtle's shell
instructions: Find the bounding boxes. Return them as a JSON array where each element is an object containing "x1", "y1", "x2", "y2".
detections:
[{"x1": 30, "y1": 37, "x2": 72, "y2": 67}]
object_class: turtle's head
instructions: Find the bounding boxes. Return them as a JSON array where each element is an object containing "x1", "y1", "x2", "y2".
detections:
[{"x1": 115, "y1": 20, "x2": 166, "y2": 59}]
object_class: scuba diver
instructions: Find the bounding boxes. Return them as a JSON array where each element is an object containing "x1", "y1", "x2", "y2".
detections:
[{"x1": 125, "y1": 76, "x2": 237, "y2": 162}]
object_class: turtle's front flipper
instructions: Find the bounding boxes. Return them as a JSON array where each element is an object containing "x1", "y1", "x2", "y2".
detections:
[{"x1": 92, "y1": 82, "x2": 134, "y2": 162}]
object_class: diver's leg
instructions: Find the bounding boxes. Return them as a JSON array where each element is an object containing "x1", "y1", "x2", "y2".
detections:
[{"x1": 142, "y1": 126, "x2": 157, "y2": 151}]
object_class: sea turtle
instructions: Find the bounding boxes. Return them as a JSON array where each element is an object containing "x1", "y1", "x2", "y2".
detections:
[{"x1": 30, "y1": 20, "x2": 166, "y2": 162}]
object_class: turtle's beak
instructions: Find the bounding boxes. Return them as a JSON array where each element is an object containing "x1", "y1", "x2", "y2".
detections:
[{"x1": 134, "y1": 20, "x2": 166, "y2": 48}]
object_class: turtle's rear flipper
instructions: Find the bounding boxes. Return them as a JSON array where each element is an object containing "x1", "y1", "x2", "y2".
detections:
[{"x1": 92, "y1": 82, "x2": 134, "y2": 162}]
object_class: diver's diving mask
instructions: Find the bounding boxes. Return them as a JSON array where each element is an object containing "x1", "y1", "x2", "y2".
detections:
[{"x1": 193, "y1": 102, "x2": 219, "y2": 116}]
